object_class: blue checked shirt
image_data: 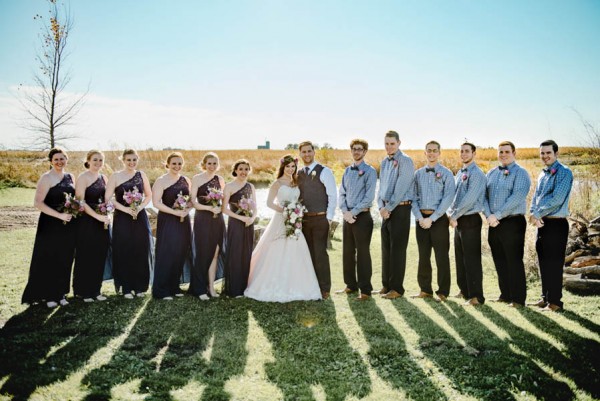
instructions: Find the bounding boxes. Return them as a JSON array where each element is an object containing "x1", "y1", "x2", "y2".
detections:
[
  {"x1": 412, "y1": 163, "x2": 455, "y2": 222},
  {"x1": 530, "y1": 160, "x2": 573, "y2": 219},
  {"x1": 338, "y1": 161, "x2": 377, "y2": 216},
  {"x1": 448, "y1": 162, "x2": 486, "y2": 220},
  {"x1": 377, "y1": 150, "x2": 414, "y2": 212},
  {"x1": 484, "y1": 162, "x2": 531, "y2": 219}
]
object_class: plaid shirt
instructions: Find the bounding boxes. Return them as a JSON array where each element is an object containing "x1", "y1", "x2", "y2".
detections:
[
  {"x1": 484, "y1": 161, "x2": 531, "y2": 219},
  {"x1": 448, "y1": 162, "x2": 486, "y2": 220},
  {"x1": 530, "y1": 160, "x2": 573, "y2": 219},
  {"x1": 338, "y1": 160, "x2": 377, "y2": 216},
  {"x1": 377, "y1": 150, "x2": 414, "y2": 212},
  {"x1": 412, "y1": 163, "x2": 455, "y2": 222}
]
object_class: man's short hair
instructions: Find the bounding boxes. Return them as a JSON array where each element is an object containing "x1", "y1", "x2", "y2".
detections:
[
  {"x1": 498, "y1": 141, "x2": 515, "y2": 152},
  {"x1": 540, "y1": 139, "x2": 559, "y2": 152},
  {"x1": 350, "y1": 138, "x2": 369, "y2": 151},
  {"x1": 461, "y1": 142, "x2": 476, "y2": 152},
  {"x1": 385, "y1": 131, "x2": 399, "y2": 141},
  {"x1": 298, "y1": 141, "x2": 314, "y2": 151},
  {"x1": 426, "y1": 140, "x2": 441, "y2": 150}
]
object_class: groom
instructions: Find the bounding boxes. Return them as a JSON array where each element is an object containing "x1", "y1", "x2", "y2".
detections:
[{"x1": 297, "y1": 141, "x2": 337, "y2": 299}]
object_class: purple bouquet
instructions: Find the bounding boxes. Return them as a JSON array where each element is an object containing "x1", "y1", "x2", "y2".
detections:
[{"x1": 123, "y1": 186, "x2": 144, "y2": 220}]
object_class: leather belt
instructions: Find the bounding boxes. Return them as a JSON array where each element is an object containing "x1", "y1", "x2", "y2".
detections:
[
  {"x1": 420, "y1": 209, "x2": 434, "y2": 216},
  {"x1": 384, "y1": 200, "x2": 412, "y2": 206},
  {"x1": 543, "y1": 216, "x2": 566, "y2": 220},
  {"x1": 305, "y1": 211, "x2": 326, "y2": 217}
]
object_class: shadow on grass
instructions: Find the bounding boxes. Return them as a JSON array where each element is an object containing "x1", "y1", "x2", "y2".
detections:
[
  {"x1": 82, "y1": 297, "x2": 250, "y2": 401},
  {"x1": 250, "y1": 299, "x2": 370, "y2": 401},
  {"x1": 0, "y1": 298, "x2": 140, "y2": 401},
  {"x1": 495, "y1": 306, "x2": 600, "y2": 398},
  {"x1": 397, "y1": 299, "x2": 574, "y2": 400},
  {"x1": 348, "y1": 297, "x2": 448, "y2": 400}
]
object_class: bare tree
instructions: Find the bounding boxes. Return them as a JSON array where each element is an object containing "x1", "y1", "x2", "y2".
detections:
[
  {"x1": 572, "y1": 107, "x2": 600, "y2": 152},
  {"x1": 17, "y1": 0, "x2": 86, "y2": 150}
]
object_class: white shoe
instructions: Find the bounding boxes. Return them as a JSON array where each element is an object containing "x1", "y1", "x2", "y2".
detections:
[
  {"x1": 124, "y1": 293, "x2": 134, "y2": 299},
  {"x1": 46, "y1": 301, "x2": 58, "y2": 308},
  {"x1": 235, "y1": 295, "x2": 244, "y2": 299},
  {"x1": 162, "y1": 296, "x2": 174, "y2": 301},
  {"x1": 96, "y1": 295, "x2": 107, "y2": 301},
  {"x1": 136, "y1": 292, "x2": 146, "y2": 298},
  {"x1": 199, "y1": 294, "x2": 210, "y2": 301},
  {"x1": 175, "y1": 293, "x2": 184, "y2": 297},
  {"x1": 59, "y1": 299, "x2": 69, "y2": 306},
  {"x1": 83, "y1": 298, "x2": 94, "y2": 303}
]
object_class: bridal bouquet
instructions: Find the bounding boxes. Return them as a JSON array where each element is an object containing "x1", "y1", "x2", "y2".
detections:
[
  {"x1": 203, "y1": 187, "x2": 224, "y2": 218},
  {"x1": 123, "y1": 186, "x2": 144, "y2": 220},
  {"x1": 60, "y1": 193, "x2": 85, "y2": 224},
  {"x1": 173, "y1": 191, "x2": 191, "y2": 222},
  {"x1": 282, "y1": 201, "x2": 307, "y2": 239},
  {"x1": 95, "y1": 197, "x2": 115, "y2": 230}
]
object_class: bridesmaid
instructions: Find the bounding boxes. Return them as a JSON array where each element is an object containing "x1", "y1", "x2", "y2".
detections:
[
  {"x1": 151, "y1": 152, "x2": 192, "y2": 300},
  {"x1": 222, "y1": 159, "x2": 257, "y2": 297},
  {"x1": 105, "y1": 149, "x2": 153, "y2": 299},
  {"x1": 22, "y1": 148, "x2": 77, "y2": 308},
  {"x1": 73, "y1": 150, "x2": 111, "y2": 302},
  {"x1": 190, "y1": 152, "x2": 225, "y2": 300}
]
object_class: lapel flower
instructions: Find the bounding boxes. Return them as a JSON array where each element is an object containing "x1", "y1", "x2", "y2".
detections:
[
  {"x1": 461, "y1": 173, "x2": 468, "y2": 181},
  {"x1": 393, "y1": 160, "x2": 398, "y2": 168},
  {"x1": 310, "y1": 170, "x2": 316, "y2": 179},
  {"x1": 503, "y1": 169, "x2": 509, "y2": 176},
  {"x1": 551, "y1": 168, "x2": 557, "y2": 175},
  {"x1": 358, "y1": 170, "x2": 365, "y2": 177},
  {"x1": 435, "y1": 172, "x2": 442, "y2": 180}
]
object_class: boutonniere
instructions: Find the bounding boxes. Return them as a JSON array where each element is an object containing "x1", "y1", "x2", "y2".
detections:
[
  {"x1": 551, "y1": 168, "x2": 557, "y2": 176},
  {"x1": 310, "y1": 171, "x2": 316, "y2": 179},
  {"x1": 358, "y1": 170, "x2": 365, "y2": 177},
  {"x1": 503, "y1": 169, "x2": 509, "y2": 177},
  {"x1": 435, "y1": 172, "x2": 442, "y2": 180},
  {"x1": 461, "y1": 173, "x2": 468, "y2": 181},
  {"x1": 393, "y1": 160, "x2": 398, "y2": 168}
]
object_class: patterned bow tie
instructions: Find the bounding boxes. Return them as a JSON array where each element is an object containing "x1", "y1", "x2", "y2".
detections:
[
  {"x1": 499, "y1": 166, "x2": 508, "y2": 171},
  {"x1": 350, "y1": 165, "x2": 359, "y2": 171},
  {"x1": 425, "y1": 167, "x2": 435, "y2": 173},
  {"x1": 461, "y1": 168, "x2": 468, "y2": 173}
]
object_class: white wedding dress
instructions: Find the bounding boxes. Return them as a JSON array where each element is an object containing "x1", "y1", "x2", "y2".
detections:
[{"x1": 244, "y1": 185, "x2": 322, "y2": 302}]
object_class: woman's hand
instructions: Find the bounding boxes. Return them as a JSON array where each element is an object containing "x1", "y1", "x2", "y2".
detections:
[{"x1": 59, "y1": 213, "x2": 73, "y2": 223}]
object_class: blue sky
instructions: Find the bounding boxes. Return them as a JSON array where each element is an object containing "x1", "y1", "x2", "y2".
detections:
[{"x1": 1, "y1": 0, "x2": 599, "y2": 150}]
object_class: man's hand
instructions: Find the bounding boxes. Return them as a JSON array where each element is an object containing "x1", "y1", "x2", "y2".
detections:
[
  {"x1": 450, "y1": 218, "x2": 458, "y2": 228},
  {"x1": 343, "y1": 211, "x2": 356, "y2": 224},
  {"x1": 419, "y1": 217, "x2": 432, "y2": 229},
  {"x1": 487, "y1": 214, "x2": 500, "y2": 228},
  {"x1": 379, "y1": 207, "x2": 390, "y2": 220}
]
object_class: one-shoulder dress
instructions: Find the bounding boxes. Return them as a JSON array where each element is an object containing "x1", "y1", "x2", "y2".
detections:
[
  {"x1": 152, "y1": 176, "x2": 192, "y2": 298},
  {"x1": 223, "y1": 183, "x2": 254, "y2": 297},
  {"x1": 22, "y1": 174, "x2": 77, "y2": 304},
  {"x1": 189, "y1": 175, "x2": 225, "y2": 296},
  {"x1": 73, "y1": 176, "x2": 110, "y2": 299},
  {"x1": 112, "y1": 171, "x2": 152, "y2": 295}
]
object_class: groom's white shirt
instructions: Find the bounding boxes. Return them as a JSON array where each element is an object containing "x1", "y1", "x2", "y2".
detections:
[{"x1": 304, "y1": 161, "x2": 337, "y2": 221}]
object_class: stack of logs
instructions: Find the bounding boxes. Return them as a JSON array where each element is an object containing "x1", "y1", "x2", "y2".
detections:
[{"x1": 564, "y1": 215, "x2": 600, "y2": 293}]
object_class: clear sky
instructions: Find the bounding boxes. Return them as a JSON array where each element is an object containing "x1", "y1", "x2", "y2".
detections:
[{"x1": 1, "y1": 0, "x2": 599, "y2": 150}]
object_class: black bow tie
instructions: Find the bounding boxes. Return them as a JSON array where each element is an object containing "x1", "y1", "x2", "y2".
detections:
[
  {"x1": 499, "y1": 166, "x2": 508, "y2": 171},
  {"x1": 350, "y1": 165, "x2": 359, "y2": 171},
  {"x1": 425, "y1": 167, "x2": 435, "y2": 173},
  {"x1": 461, "y1": 168, "x2": 467, "y2": 173},
  {"x1": 543, "y1": 167, "x2": 551, "y2": 173},
  {"x1": 388, "y1": 156, "x2": 394, "y2": 161}
]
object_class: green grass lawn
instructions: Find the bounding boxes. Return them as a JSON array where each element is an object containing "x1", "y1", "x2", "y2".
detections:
[{"x1": 0, "y1": 188, "x2": 599, "y2": 400}]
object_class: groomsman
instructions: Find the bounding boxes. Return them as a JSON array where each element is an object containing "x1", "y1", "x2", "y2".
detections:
[
  {"x1": 529, "y1": 140, "x2": 573, "y2": 312},
  {"x1": 376, "y1": 131, "x2": 414, "y2": 299},
  {"x1": 336, "y1": 139, "x2": 377, "y2": 300},
  {"x1": 448, "y1": 142, "x2": 486, "y2": 306},
  {"x1": 411, "y1": 141, "x2": 455, "y2": 301},
  {"x1": 297, "y1": 140, "x2": 337, "y2": 300},
  {"x1": 484, "y1": 141, "x2": 531, "y2": 307}
]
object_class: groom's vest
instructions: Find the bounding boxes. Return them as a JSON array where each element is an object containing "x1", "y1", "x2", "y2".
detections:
[{"x1": 298, "y1": 164, "x2": 328, "y2": 213}]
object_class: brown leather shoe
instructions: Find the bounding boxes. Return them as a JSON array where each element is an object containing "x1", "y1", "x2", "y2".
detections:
[
  {"x1": 382, "y1": 290, "x2": 403, "y2": 299},
  {"x1": 356, "y1": 293, "x2": 371, "y2": 301},
  {"x1": 411, "y1": 291, "x2": 433, "y2": 299},
  {"x1": 454, "y1": 291, "x2": 465, "y2": 299},
  {"x1": 527, "y1": 299, "x2": 547, "y2": 308},
  {"x1": 508, "y1": 302, "x2": 524, "y2": 308},
  {"x1": 437, "y1": 294, "x2": 447, "y2": 302},
  {"x1": 491, "y1": 297, "x2": 509, "y2": 303},
  {"x1": 541, "y1": 303, "x2": 562, "y2": 312},
  {"x1": 335, "y1": 288, "x2": 357, "y2": 294},
  {"x1": 464, "y1": 297, "x2": 480, "y2": 306},
  {"x1": 372, "y1": 287, "x2": 389, "y2": 295},
  {"x1": 321, "y1": 291, "x2": 330, "y2": 300}
]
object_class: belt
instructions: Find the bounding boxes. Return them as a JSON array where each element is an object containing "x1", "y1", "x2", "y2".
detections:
[
  {"x1": 305, "y1": 211, "x2": 326, "y2": 217},
  {"x1": 502, "y1": 214, "x2": 524, "y2": 219},
  {"x1": 543, "y1": 216, "x2": 566, "y2": 220},
  {"x1": 384, "y1": 200, "x2": 412, "y2": 206},
  {"x1": 420, "y1": 209, "x2": 434, "y2": 216}
]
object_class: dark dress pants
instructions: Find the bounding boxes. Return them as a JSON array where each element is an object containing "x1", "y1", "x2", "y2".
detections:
[
  {"x1": 488, "y1": 215, "x2": 527, "y2": 304},
  {"x1": 342, "y1": 212, "x2": 373, "y2": 295},
  {"x1": 381, "y1": 204, "x2": 411, "y2": 294},
  {"x1": 303, "y1": 215, "x2": 331, "y2": 293},
  {"x1": 416, "y1": 213, "x2": 451, "y2": 296},
  {"x1": 536, "y1": 217, "x2": 568, "y2": 308},
  {"x1": 454, "y1": 213, "x2": 485, "y2": 303}
]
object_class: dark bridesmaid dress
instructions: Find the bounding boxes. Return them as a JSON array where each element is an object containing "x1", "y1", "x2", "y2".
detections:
[
  {"x1": 190, "y1": 175, "x2": 225, "y2": 296},
  {"x1": 152, "y1": 176, "x2": 192, "y2": 298},
  {"x1": 73, "y1": 176, "x2": 110, "y2": 299},
  {"x1": 224, "y1": 183, "x2": 254, "y2": 297},
  {"x1": 112, "y1": 171, "x2": 152, "y2": 295},
  {"x1": 22, "y1": 174, "x2": 77, "y2": 304}
]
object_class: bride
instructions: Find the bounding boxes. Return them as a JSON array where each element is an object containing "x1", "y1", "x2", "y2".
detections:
[{"x1": 245, "y1": 155, "x2": 322, "y2": 302}]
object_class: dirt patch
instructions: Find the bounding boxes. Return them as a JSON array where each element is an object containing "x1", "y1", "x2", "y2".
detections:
[{"x1": 0, "y1": 206, "x2": 39, "y2": 231}]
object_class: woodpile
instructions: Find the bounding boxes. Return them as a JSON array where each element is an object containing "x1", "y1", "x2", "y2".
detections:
[{"x1": 564, "y1": 214, "x2": 600, "y2": 294}]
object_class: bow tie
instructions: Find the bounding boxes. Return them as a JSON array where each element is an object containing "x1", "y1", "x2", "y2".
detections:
[
  {"x1": 350, "y1": 165, "x2": 359, "y2": 171},
  {"x1": 460, "y1": 168, "x2": 468, "y2": 173},
  {"x1": 388, "y1": 156, "x2": 394, "y2": 161},
  {"x1": 543, "y1": 167, "x2": 551, "y2": 173},
  {"x1": 425, "y1": 167, "x2": 435, "y2": 173},
  {"x1": 499, "y1": 166, "x2": 508, "y2": 171}
]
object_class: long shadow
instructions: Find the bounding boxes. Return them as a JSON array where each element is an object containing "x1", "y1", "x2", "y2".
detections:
[
  {"x1": 397, "y1": 300, "x2": 574, "y2": 401},
  {"x1": 561, "y1": 309, "x2": 600, "y2": 336},
  {"x1": 348, "y1": 298, "x2": 448, "y2": 400},
  {"x1": 250, "y1": 299, "x2": 370, "y2": 401},
  {"x1": 495, "y1": 307, "x2": 600, "y2": 398},
  {"x1": 82, "y1": 297, "x2": 249, "y2": 401},
  {"x1": 0, "y1": 299, "x2": 140, "y2": 401}
]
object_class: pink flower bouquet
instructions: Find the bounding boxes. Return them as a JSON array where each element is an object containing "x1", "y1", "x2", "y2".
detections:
[{"x1": 123, "y1": 186, "x2": 144, "y2": 220}]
